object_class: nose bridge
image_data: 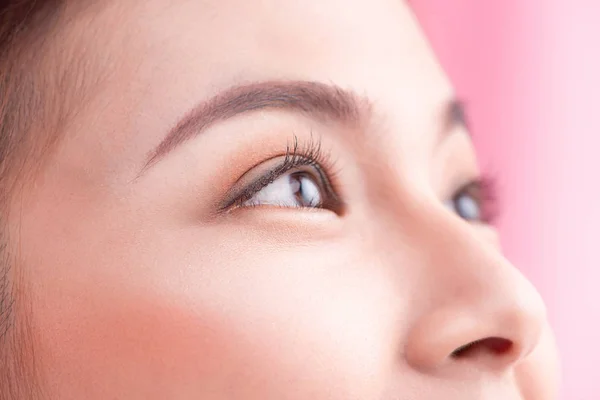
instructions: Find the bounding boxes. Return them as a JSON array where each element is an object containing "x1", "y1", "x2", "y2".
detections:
[
  {"x1": 394, "y1": 202, "x2": 547, "y2": 375},
  {"x1": 394, "y1": 196, "x2": 534, "y2": 302},
  {"x1": 418, "y1": 218, "x2": 513, "y2": 304}
]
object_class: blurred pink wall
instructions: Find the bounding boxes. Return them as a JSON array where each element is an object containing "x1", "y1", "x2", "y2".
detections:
[{"x1": 412, "y1": 1, "x2": 600, "y2": 399}]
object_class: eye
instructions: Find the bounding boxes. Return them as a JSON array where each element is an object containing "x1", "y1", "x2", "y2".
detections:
[
  {"x1": 446, "y1": 178, "x2": 497, "y2": 223},
  {"x1": 243, "y1": 168, "x2": 326, "y2": 209},
  {"x1": 223, "y1": 136, "x2": 343, "y2": 213}
]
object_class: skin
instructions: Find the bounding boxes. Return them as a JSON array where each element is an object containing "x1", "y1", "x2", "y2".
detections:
[{"x1": 12, "y1": 0, "x2": 559, "y2": 399}]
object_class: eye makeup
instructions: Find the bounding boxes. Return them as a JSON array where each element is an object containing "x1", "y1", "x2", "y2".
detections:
[{"x1": 219, "y1": 134, "x2": 343, "y2": 213}]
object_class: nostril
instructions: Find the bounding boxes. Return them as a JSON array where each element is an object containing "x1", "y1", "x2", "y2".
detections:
[{"x1": 451, "y1": 337, "x2": 513, "y2": 359}]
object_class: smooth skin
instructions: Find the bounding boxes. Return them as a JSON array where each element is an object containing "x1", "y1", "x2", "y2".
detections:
[{"x1": 14, "y1": 0, "x2": 559, "y2": 399}]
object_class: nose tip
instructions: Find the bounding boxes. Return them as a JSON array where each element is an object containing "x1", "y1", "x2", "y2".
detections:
[{"x1": 404, "y1": 294, "x2": 546, "y2": 374}]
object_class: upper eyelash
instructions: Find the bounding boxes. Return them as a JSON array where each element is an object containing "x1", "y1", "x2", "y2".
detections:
[
  {"x1": 282, "y1": 133, "x2": 333, "y2": 172},
  {"x1": 222, "y1": 134, "x2": 340, "y2": 210}
]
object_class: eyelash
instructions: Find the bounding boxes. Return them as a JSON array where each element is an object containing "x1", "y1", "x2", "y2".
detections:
[{"x1": 223, "y1": 134, "x2": 341, "y2": 210}]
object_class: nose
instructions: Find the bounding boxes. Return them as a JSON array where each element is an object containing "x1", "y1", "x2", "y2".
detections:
[{"x1": 402, "y1": 216, "x2": 546, "y2": 377}]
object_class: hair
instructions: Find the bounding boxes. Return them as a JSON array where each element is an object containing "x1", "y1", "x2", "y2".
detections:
[{"x1": 1, "y1": 1, "x2": 66, "y2": 398}]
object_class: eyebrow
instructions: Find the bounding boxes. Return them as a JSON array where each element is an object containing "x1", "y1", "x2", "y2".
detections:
[{"x1": 142, "y1": 80, "x2": 468, "y2": 172}]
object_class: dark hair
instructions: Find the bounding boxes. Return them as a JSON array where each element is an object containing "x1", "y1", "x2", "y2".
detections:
[{"x1": 1, "y1": 1, "x2": 64, "y2": 398}]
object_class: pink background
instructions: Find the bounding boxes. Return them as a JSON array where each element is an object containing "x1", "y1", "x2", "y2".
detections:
[{"x1": 412, "y1": 1, "x2": 600, "y2": 399}]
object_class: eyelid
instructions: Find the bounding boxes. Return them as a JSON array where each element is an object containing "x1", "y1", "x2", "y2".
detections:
[
  {"x1": 218, "y1": 134, "x2": 342, "y2": 212},
  {"x1": 219, "y1": 155, "x2": 336, "y2": 212}
]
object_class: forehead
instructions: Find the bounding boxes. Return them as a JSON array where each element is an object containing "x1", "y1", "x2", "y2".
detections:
[
  {"x1": 55, "y1": 0, "x2": 451, "y2": 179},
  {"x1": 81, "y1": 0, "x2": 443, "y2": 92}
]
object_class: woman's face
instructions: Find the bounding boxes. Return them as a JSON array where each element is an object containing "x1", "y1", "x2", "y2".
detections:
[{"x1": 18, "y1": 0, "x2": 559, "y2": 399}]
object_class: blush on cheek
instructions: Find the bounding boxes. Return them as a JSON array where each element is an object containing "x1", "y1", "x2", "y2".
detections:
[
  {"x1": 39, "y1": 284, "x2": 391, "y2": 400},
  {"x1": 31, "y1": 215, "x2": 395, "y2": 399},
  {"x1": 37, "y1": 291, "x2": 248, "y2": 399}
]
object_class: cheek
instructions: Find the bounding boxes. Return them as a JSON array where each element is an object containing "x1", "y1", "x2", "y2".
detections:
[
  {"x1": 151, "y1": 230, "x2": 399, "y2": 399},
  {"x1": 32, "y1": 222, "x2": 400, "y2": 399}
]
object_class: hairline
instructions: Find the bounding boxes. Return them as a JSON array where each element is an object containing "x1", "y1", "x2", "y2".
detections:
[{"x1": 0, "y1": 2, "x2": 75, "y2": 398}]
